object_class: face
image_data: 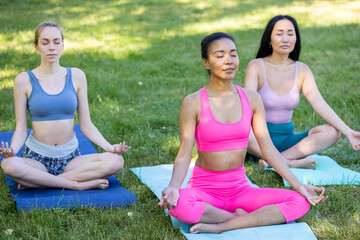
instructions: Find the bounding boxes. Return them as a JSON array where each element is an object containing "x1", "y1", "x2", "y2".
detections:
[
  {"x1": 35, "y1": 27, "x2": 64, "y2": 62},
  {"x1": 270, "y1": 19, "x2": 296, "y2": 55},
  {"x1": 203, "y1": 38, "x2": 239, "y2": 81}
]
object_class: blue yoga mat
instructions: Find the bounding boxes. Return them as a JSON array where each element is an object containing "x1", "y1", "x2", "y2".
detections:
[
  {"x1": 266, "y1": 154, "x2": 360, "y2": 187},
  {"x1": 0, "y1": 124, "x2": 137, "y2": 211},
  {"x1": 130, "y1": 164, "x2": 317, "y2": 240}
]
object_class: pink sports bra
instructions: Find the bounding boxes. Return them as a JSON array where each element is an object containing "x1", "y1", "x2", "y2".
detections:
[
  {"x1": 195, "y1": 85, "x2": 253, "y2": 152},
  {"x1": 257, "y1": 58, "x2": 300, "y2": 124}
]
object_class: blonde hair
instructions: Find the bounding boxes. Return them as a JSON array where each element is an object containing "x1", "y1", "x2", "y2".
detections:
[{"x1": 34, "y1": 21, "x2": 63, "y2": 46}]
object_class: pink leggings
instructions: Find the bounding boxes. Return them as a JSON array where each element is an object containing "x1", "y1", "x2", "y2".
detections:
[{"x1": 169, "y1": 166, "x2": 310, "y2": 224}]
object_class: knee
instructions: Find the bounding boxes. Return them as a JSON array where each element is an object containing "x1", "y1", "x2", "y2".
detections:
[
  {"x1": 168, "y1": 189, "x2": 205, "y2": 224},
  {"x1": 1, "y1": 157, "x2": 23, "y2": 177},
  {"x1": 281, "y1": 192, "x2": 310, "y2": 223},
  {"x1": 294, "y1": 193, "x2": 310, "y2": 218},
  {"x1": 324, "y1": 125, "x2": 341, "y2": 143},
  {"x1": 169, "y1": 203, "x2": 204, "y2": 224},
  {"x1": 103, "y1": 152, "x2": 124, "y2": 174}
]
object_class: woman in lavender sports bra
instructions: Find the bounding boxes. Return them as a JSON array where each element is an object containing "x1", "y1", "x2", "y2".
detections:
[
  {"x1": 244, "y1": 15, "x2": 360, "y2": 169},
  {"x1": 0, "y1": 22, "x2": 130, "y2": 190},
  {"x1": 158, "y1": 32, "x2": 327, "y2": 234}
]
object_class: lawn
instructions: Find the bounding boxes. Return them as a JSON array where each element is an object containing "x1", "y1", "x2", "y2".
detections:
[{"x1": 0, "y1": 0, "x2": 359, "y2": 239}]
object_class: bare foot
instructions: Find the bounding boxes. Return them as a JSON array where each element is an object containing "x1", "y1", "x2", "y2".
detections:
[
  {"x1": 287, "y1": 157, "x2": 318, "y2": 169},
  {"x1": 234, "y1": 208, "x2": 248, "y2": 216},
  {"x1": 17, "y1": 184, "x2": 32, "y2": 190},
  {"x1": 77, "y1": 179, "x2": 109, "y2": 190},
  {"x1": 258, "y1": 159, "x2": 270, "y2": 169},
  {"x1": 17, "y1": 183, "x2": 44, "y2": 190},
  {"x1": 190, "y1": 223, "x2": 221, "y2": 234}
]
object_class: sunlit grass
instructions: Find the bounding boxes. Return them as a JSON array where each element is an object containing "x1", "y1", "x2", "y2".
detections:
[{"x1": 182, "y1": 0, "x2": 360, "y2": 35}]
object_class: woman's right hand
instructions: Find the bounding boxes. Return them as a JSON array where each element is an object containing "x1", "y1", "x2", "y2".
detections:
[
  {"x1": 345, "y1": 129, "x2": 360, "y2": 151},
  {"x1": 0, "y1": 142, "x2": 15, "y2": 158},
  {"x1": 296, "y1": 184, "x2": 328, "y2": 206},
  {"x1": 157, "y1": 186, "x2": 179, "y2": 210}
]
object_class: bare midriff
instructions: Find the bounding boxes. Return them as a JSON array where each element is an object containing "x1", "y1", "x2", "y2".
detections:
[
  {"x1": 31, "y1": 119, "x2": 75, "y2": 146},
  {"x1": 195, "y1": 148, "x2": 246, "y2": 172}
]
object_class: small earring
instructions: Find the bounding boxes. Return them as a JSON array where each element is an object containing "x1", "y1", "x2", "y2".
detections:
[{"x1": 269, "y1": 44, "x2": 272, "y2": 48}]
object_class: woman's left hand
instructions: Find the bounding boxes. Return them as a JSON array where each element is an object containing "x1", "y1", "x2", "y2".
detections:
[
  {"x1": 108, "y1": 141, "x2": 131, "y2": 154},
  {"x1": 297, "y1": 185, "x2": 328, "y2": 206},
  {"x1": 345, "y1": 129, "x2": 360, "y2": 151}
]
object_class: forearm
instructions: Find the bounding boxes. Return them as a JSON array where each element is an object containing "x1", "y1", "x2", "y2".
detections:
[
  {"x1": 262, "y1": 146, "x2": 303, "y2": 190},
  {"x1": 80, "y1": 122, "x2": 112, "y2": 151},
  {"x1": 10, "y1": 128, "x2": 28, "y2": 155},
  {"x1": 168, "y1": 157, "x2": 191, "y2": 189},
  {"x1": 312, "y1": 98, "x2": 351, "y2": 135}
]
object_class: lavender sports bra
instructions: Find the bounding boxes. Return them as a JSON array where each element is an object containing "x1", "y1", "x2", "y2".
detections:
[
  {"x1": 257, "y1": 59, "x2": 300, "y2": 124},
  {"x1": 195, "y1": 85, "x2": 253, "y2": 152}
]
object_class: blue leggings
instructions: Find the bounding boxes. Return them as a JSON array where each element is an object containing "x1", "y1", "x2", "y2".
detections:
[{"x1": 267, "y1": 122, "x2": 309, "y2": 152}]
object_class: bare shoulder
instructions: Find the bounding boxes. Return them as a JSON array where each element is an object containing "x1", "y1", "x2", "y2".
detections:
[
  {"x1": 296, "y1": 62, "x2": 315, "y2": 89},
  {"x1": 14, "y1": 72, "x2": 31, "y2": 89},
  {"x1": 243, "y1": 88, "x2": 260, "y2": 102},
  {"x1": 182, "y1": 90, "x2": 200, "y2": 109},
  {"x1": 246, "y1": 58, "x2": 262, "y2": 72},
  {"x1": 179, "y1": 90, "x2": 200, "y2": 116},
  {"x1": 70, "y1": 67, "x2": 86, "y2": 80},
  {"x1": 14, "y1": 71, "x2": 29, "y2": 82},
  {"x1": 70, "y1": 67, "x2": 87, "y2": 90},
  {"x1": 297, "y1": 61, "x2": 313, "y2": 75},
  {"x1": 244, "y1": 59, "x2": 263, "y2": 89},
  {"x1": 184, "y1": 90, "x2": 200, "y2": 102},
  {"x1": 243, "y1": 88, "x2": 263, "y2": 110}
]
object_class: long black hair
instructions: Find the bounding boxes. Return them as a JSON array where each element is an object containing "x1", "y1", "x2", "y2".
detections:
[{"x1": 256, "y1": 15, "x2": 301, "y2": 60}]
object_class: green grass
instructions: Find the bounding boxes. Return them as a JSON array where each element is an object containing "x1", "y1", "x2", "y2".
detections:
[{"x1": 0, "y1": 0, "x2": 359, "y2": 239}]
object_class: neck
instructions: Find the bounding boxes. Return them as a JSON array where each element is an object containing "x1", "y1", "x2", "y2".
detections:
[
  {"x1": 207, "y1": 77, "x2": 235, "y2": 95},
  {"x1": 268, "y1": 53, "x2": 291, "y2": 66},
  {"x1": 37, "y1": 61, "x2": 62, "y2": 75}
]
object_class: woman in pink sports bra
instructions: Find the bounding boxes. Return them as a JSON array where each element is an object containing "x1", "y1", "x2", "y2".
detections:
[
  {"x1": 158, "y1": 32, "x2": 327, "y2": 234},
  {"x1": 244, "y1": 15, "x2": 360, "y2": 169}
]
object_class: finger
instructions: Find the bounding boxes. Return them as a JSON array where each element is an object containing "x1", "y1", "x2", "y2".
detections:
[
  {"x1": 313, "y1": 195, "x2": 326, "y2": 205},
  {"x1": 158, "y1": 198, "x2": 164, "y2": 208},
  {"x1": 162, "y1": 198, "x2": 171, "y2": 209},
  {"x1": 120, "y1": 146, "x2": 127, "y2": 153},
  {"x1": 306, "y1": 196, "x2": 315, "y2": 206},
  {"x1": 1, "y1": 142, "x2": 6, "y2": 156},
  {"x1": 315, "y1": 187, "x2": 325, "y2": 198},
  {"x1": 354, "y1": 144, "x2": 360, "y2": 151},
  {"x1": 320, "y1": 195, "x2": 329, "y2": 204},
  {"x1": 5, "y1": 142, "x2": 11, "y2": 156},
  {"x1": 315, "y1": 186, "x2": 325, "y2": 196}
]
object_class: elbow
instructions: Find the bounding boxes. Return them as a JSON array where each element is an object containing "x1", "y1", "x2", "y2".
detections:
[
  {"x1": 79, "y1": 121, "x2": 93, "y2": 133},
  {"x1": 14, "y1": 127, "x2": 28, "y2": 136}
]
